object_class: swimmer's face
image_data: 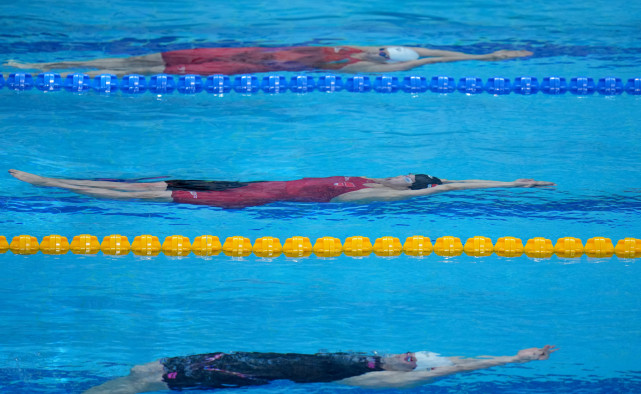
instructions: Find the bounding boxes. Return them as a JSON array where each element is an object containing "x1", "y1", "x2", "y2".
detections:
[
  {"x1": 380, "y1": 174, "x2": 415, "y2": 189},
  {"x1": 383, "y1": 352, "x2": 417, "y2": 371}
]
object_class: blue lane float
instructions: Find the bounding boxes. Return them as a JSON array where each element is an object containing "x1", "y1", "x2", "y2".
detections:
[
  {"x1": 36, "y1": 72, "x2": 62, "y2": 91},
  {"x1": 457, "y1": 77, "x2": 484, "y2": 94},
  {"x1": 177, "y1": 74, "x2": 203, "y2": 94},
  {"x1": 597, "y1": 77, "x2": 623, "y2": 95},
  {"x1": 625, "y1": 78, "x2": 641, "y2": 95},
  {"x1": 233, "y1": 75, "x2": 260, "y2": 93},
  {"x1": 345, "y1": 76, "x2": 371, "y2": 92},
  {"x1": 374, "y1": 76, "x2": 400, "y2": 93},
  {"x1": 289, "y1": 75, "x2": 315, "y2": 93},
  {"x1": 402, "y1": 76, "x2": 428, "y2": 93},
  {"x1": 205, "y1": 74, "x2": 231, "y2": 94},
  {"x1": 63, "y1": 73, "x2": 91, "y2": 92},
  {"x1": 7, "y1": 73, "x2": 34, "y2": 90},
  {"x1": 513, "y1": 77, "x2": 539, "y2": 95},
  {"x1": 540, "y1": 77, "x2": 567, "y2": 95},
  {"x1": 261, "y1": 75, "x2": 287, "y2": 94},
  {"x1": 92, "y1": 74, "x2": 118, "y2": 93},
  {"x1": 485, "y1": 77, "x2": 511, "y2": 95},
  {"x1": 149, "y1": 74, "x2": 176, "y2": 94},
  {"x1": 316, "y1": 75, "x2": 344, "y2": 92},
  {"x1": 2, "y1": 72, "x2": 640, "y2": 95},
  {"x1": 569, "y1": 77, "x2": 595, "y2": 95},
  {"x1": 120, "y1": 74, "x2": 147, "y2": 94},
  {"x1": 430, "y1": 76, "x2": 456, "y2": 93}
]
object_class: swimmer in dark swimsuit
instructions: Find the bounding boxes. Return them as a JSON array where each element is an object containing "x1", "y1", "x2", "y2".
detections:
[
  {"x1": 9, "y1": 170, "x2": 555, "y2": 209},
  {"x1": 5, "y1": 45, "x2": 532, "y2": 76},
  {"x1": 82, "y1": 346, "x2": 557, "y2": 393}
]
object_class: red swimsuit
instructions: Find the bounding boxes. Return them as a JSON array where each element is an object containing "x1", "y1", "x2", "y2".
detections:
[
  {"x1": 161, "y1": 46, "x2": 364, "y2": 75},
  {"x1": 170, "y1": 176, "x2": 371, "y2": 208}
]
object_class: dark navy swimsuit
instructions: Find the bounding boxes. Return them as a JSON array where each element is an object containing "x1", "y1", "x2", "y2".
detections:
[{"x1": 161, "y1": 352, "x2": 383, "y2": 390}]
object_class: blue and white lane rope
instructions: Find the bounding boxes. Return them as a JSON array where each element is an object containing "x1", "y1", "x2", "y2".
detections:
[{"x1": 1, "y1": 73, "x2": 640, "y2": 95}]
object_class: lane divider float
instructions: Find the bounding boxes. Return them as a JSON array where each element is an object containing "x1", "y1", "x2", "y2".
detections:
[
  {"x1": 1, "y1": 234, "x2": 639, "y2": 259},
  {"x1": 1, "y1": 73, "x2": 640, "y2": 95}
]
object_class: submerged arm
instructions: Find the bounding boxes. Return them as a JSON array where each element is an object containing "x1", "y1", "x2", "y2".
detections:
[
  {"x1": 332, "y1": 179, "x2": 555, "y2": 203},
  {"x1": 342, "y1": 49, "x2": 532, "y2": 72},
  {"x1": 340, "y1": 346, "x2": 558, "y2": 389}
]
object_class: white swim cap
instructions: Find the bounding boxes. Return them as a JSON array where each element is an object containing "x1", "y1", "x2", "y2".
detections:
[
  {"x1": 414, "y1": 351, "x2": 454, "y2": 370},
  {"x1": 386, "y1": 46, "x2": 420, "y2": 63}
]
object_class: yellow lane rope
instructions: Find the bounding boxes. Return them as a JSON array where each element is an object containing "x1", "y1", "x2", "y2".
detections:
[{"x1": 1, "y1": 234, "x2": 639, "y2": 258}]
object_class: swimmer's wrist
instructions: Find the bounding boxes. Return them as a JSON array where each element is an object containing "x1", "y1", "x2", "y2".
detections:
[{"x1": 513, "y1": 354, "x2": 536, "y2": 363}]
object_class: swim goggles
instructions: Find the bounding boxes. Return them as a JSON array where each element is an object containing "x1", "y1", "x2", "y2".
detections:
[{"x1": 379, "y1": 48, "x2": 390, "y2": 60}]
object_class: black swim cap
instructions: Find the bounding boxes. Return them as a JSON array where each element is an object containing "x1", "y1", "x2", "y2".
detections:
[{"x1": 410, "y1": 174, "x2": 442, "y2": 190}]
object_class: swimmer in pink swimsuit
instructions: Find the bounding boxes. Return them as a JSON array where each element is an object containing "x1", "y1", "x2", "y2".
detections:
[
  {"x1": 168, "y1": 177, "x2": 373, "y2": 208},
  {"x1": 10, "y1": 170, "x2": 555, "y2": 209},
  {"x1": 6, "y1": 45, "x2": 533, "y2": 76},
  {"x1": 160, "y1": 46, "x2": 366, "y2": 75}
]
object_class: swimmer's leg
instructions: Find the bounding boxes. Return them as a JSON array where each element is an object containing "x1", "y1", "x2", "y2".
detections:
[
  {"x1": 9, "y1": 170, "x2": 173, "y2": 201},
  {"x1": 9, "y1": 170, "x2": 168, "y2": 191},
  {"x1": 83, "y1": 360, "x2": 168, "y2": 394},
  {"x1": 58, "y1": 185, "x2": 173, "y2": 201},
  {"x1": 4, "y1": 53, "x2": 165, "y2": 76}
]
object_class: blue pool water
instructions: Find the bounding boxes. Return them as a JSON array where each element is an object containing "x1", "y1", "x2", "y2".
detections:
[{"x1": 1, "y1": 0, "x2": 641, "y2": 393}]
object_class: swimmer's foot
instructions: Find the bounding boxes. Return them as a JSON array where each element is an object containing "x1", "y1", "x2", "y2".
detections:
[
  {"x1": 484, "y1": 50, "x2": 533, "y2": 61},
  {"x1": 513, "y1": 179, "x2": 556, "y2": 188},
  {"x1": 9, "y1": 169, "x2": 54, "y2": 187},
  {"x1": 4, "y1": 60, "x2": 44, "y2": 71}
]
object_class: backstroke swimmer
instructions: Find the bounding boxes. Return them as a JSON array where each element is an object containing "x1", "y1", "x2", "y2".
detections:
[
  {"x1": 5, "y1": 45, "x2": 532, "y2": 76},
  {"x1": 83, "y1": 346, "x2": 558, "y2": 393},
  {"x1": 10, "y1": 169, "x2": 555, "y2": 209}
]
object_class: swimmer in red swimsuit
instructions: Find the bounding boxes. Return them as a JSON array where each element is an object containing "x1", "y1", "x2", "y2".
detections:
[
  {"x1": 6, "y1": 45, "x2": 532, "y2": 76},
  {"x1": 10, "y1": 170, "x2": 555, "y2": 209},
  {"x1": 82, "y1": 346, "x2": 557, "y2": 393}
]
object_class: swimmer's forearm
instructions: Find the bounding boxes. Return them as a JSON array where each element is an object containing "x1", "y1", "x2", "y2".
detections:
[
  {"x1": 340, "y1": 355, "x2": 520, "y2": 389},
  {"x1": 434, "y1": 181, "x2": 521, "y2": 192},
  {"x1": 357, "y1": 55, "x2": 486, "y2": 72},
  {"x1": 405, "y1": 355, "x2": 523, "y2": 382},
  {"x1": 340, "y1": 55, "x2": 483, "y2": 72},
  {"x1": 356, "y1": 46, "x2": 492, "y2": 58},
  {"x1": 412, "y1": 48, "x2": 478, "y2": 57},
  {"x1": 348, "y1": 180, "x2": 526, "y2": 200},
  {"x1": 441, "y1": 179, "x2": 504, "y2": 184},
  {"x1": 438, "y1": 179, "x2": 555, "y2": 191},
  {"x1": 444, "y1": 355, "x2": 519, "y2": 372}
]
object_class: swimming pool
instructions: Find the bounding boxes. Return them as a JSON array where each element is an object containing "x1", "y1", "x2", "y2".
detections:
[{"x1": 1, "y1": 0, "x2": 641, "y2": 392}]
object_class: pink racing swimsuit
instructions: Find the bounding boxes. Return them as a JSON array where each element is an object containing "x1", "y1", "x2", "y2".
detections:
[
  {"x1": 161, "y1": 46, "x2": 365, "y2": 75},
  {"x1": 170, "y1": 176, "x2": 371, "y2": 208}
]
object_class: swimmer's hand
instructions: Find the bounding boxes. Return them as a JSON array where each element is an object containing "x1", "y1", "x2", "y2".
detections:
[
  {"x1": 513, "y1": 179, "x2": 556, "y2": 188},
  {"x1": 515, "y1": 345, "x2": 558, "y2": 361}
]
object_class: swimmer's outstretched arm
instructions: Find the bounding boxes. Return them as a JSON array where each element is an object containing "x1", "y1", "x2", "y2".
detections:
[
  {"x1": 354, "y1": 46, "x2": 528, "y2": 58},
  {"x1": 339, "y1": 345, "x2": 558, "y2": 389},
  {"x1": 440, "y1": 178, "x2": 540, "y2": 184},
  {"x1": 332, "y1": 179, "x2": 555, "y2": 203},
  {"x1": 343, "y1": 49, "x2": 532, "y2": 73}
]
